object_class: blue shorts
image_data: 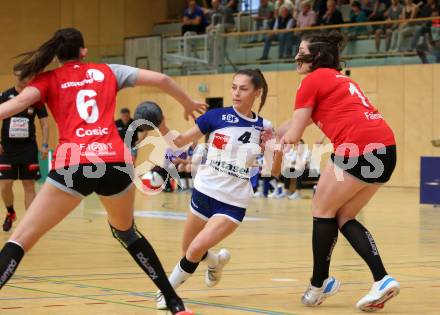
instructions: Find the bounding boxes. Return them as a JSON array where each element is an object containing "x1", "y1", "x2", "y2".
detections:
[{"x1": 190, "y1": 189, "x2": 246, "y2": 224}]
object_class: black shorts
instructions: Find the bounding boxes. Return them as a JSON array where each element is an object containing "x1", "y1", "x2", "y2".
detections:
[
  {"x1": 0, "y1": 142, "x2": 40, "y2": 180},
  {"x1": 0, "y1": 163, "x2": 41, "y2": 180},
  {"x1": 331, "y1": 145, "x2": 396, "y2": 184},
  {"x1": 46, "y1": 163, "x2": 134, "y2": 198}
]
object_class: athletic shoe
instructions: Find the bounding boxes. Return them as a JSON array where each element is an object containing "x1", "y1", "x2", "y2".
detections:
[
  {"x1": 156, "y1": 290, "x2": 167, "y2": 310},
  {"x1": 288, "y1": 191, "x2": 301, "y2": 200},
  {"x1": 301, "y1": 276, "x2": 341, "y2": 306},
  {"x1": 2, "y1": 212, "x2": 16, "y2": 232},
  {"x1": 156, "y1": 294, "x2": 194, "y2": 315},
  {"x1": 253, "y1": 191, "x2": 263, "y2": 198},
  {"x1": 274, "y1": 191, "x2": 286, "y2": 199},
  {"x1": 356, "y1": 275, "x2": 400, "y2": 312},
  {"x1": 205, "y1": 249, "x2": 231, "y2": 287}
]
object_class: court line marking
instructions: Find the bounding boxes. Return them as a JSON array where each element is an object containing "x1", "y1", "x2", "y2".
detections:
[{"x1": 6, "y1": 282, "x2": 297, "y2": 315}]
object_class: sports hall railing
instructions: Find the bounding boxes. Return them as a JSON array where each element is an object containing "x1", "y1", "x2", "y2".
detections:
[{"x1": 117, "y1": 16, "x2": 440, "y2": 76}]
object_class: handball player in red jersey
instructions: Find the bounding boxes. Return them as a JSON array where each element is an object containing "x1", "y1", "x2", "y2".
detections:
[
  {"x1": 0, "y1": 28, "x2": 205, "y2": 315},
  {"x1": 274, "y1": 31, "x2": 400, "y2": 312}
]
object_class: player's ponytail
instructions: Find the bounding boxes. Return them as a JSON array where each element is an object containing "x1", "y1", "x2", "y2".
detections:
[
  {"x1": 14, "y1": 28, "x2": 85, "y2": 81},
  {"x1": 298, "y1": 31, "x2": 346, "y2": 71},
  {"x1": 235, "y1": 68, "x2": 268, "y2": 113}
]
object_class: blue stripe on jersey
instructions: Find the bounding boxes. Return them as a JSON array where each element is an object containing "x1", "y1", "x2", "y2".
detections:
[{"x1": 195, "y1": 106, "x2": 264, "y2": 134}]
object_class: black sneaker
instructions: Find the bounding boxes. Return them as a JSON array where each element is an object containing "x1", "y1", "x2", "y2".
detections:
[{"x1": 3, "y1": 212, "x2": 17, "y2": 232}]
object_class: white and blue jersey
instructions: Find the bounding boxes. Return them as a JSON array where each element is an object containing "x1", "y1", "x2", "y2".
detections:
[{"x1": 194, "y1": 106, "x2": 272, "y2": 209}]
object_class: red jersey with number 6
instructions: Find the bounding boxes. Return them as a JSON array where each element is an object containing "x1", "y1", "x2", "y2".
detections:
[
  {"x1": 29, "y1": 61, "x2": 131, "y2": 167},
  {"x1": 295, "y1": 68, "x2": 395, "y2": 157}
]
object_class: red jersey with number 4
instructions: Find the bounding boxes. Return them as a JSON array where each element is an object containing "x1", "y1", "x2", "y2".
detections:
[
  {"x1": 295, "y1": 68, "x2": 395, "y2": 157},
  {"x1": 29, "y1": 61, "x2": 131, "y2": 167}
]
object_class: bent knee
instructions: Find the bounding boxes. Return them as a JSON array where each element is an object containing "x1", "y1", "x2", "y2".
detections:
[{"x1": 110, "y1": 223, "x2": 142, "y2": 248}]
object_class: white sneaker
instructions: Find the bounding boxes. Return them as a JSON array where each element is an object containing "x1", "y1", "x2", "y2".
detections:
[
  {"x1": 156, "y1": 290, "x2": 167, "y2": 310},
  {"x1": 288, "y1": 191, "x2": 301, "y2": 200},
  {"x1": 301, "y1": 276, "x2": 341, "y2": 306},
  {"x1": 253, "y1": 191, "x2": 263, "y2": 198},
  {"x1": 356, "y1": 275, "x2": 400, "y2": 312},
  {"x1": 267, "y1": 190, "x2": 277, "y2": 198},
  {"x1": 271, "y1": 191, "x2": 286, "y2": 199},
  {"x1": 205, "y1": 249, "x2": 231, "y2": 287}
]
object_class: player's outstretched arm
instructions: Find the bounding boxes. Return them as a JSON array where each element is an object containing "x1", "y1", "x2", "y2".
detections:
[
  {"x1": 135, "y1": 69, "x2": 207, "y2": 120},
  {"x1": 0, "y1": 86, "x2": 40, "y2": 120},
  {"x1": 281, "y1": 108, "x2": 313, "y2": 145},
  {"x1": 159, "y1": 120, "x2": 204, "y2": 150}
]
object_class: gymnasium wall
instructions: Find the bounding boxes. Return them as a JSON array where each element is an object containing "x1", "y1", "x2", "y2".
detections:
[
  {"x1": 0, "y1": 0, "x2": 167, "y2": 74},
  {"x1": 0, "y1": 0, "x2": 167, "y2": 149},
  {"x1": 116, "y1": 64, "x2": 440, "y2": 188}
]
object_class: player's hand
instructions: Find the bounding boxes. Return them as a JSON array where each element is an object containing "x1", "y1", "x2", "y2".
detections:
[
  {"x1": 281, "y1": 128, "x2": 299, "y2": 146},
  {"x1": 41, "y1": 147, "x2": 49, "y2": 160},
  {"x1": 183, "y1": 100, "x2": 207, "y2": 121},
  {"x1": 260, "y1": 128, "x2": 275, "y2": 151}
]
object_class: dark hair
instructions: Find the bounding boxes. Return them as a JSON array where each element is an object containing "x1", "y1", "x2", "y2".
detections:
[
  {"x1": 234, "y1": 68, "x2": 268, "y2": 113},
  {"x1": 298, "y1": 31, "x2": 346, "y2": 71},
  {"x1": 120, "y1": 108, "x2": 130, "y2": 114},
  {"x1": 351, "y1": 1, "x2": 361, "y2": 8},
  {"x1": 14, "y1": 28, "x2": 85, "y2": 81}
]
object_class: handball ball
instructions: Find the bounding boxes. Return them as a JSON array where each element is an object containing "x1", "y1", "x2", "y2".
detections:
[
  {"x1": 141, "y1": 171, "x2": 164, "y2": 190},
  {"x1": 134, "y1": 101, "x2": 164, "y2": 131}
]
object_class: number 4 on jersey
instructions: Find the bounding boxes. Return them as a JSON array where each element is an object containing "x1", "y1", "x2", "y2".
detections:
[
  {"x1": 238, "y1": 131, "x2": 251, "y2": 144},
  {"x1": 349, "y1": 82, "x2": 371, "y2": 108}
]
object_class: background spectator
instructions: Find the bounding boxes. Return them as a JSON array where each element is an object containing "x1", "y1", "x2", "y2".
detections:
[
  {"x1": 348, "y1": 1, "x2": 369, "y2": 39},
  {"x1": 292, "y1": 1, "x2": 317, "y2": 52},
  {"x1": 206, "y1": 0, "x2": 235, "y2": 33},
  {"x1": 390, "y1": 0, "x2": 418, "y2": 51},
  {"x1": 416, "y1": 8, "x2": 440, "y2": 62},
  {"x1": 409, "y1": 0, "x2": 438, "y2": 51},
  {"x1": 250, "y1": 0, "x2": 275, "y2": 42},
  {"x1": 259, "y1": 5, "x2": 295, "y2": 60},
  {"x1": 182, "y1": 0, "x2": 208, "y2": 35},
  {"x1": 375, "y1": 0, "x2": 402, "y2": 52},
  {"x1": 318, "y1": 0, "x2": 344, "y2": 26},
  {"x1": 223, "y1": 0, "x2": 239, "y2": 13},
  {"x1": 274, "y1": 0, "x2": 295, "y2": 17},
  {"x1": 115, "y1": 108, "x2": 138, "y2": 158}
]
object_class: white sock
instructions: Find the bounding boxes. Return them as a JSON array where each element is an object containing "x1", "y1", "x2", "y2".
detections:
[
  {"x1": 204, "y1": 250, "x2": 219, "y2": 268},
  {"x1": 168, "y1": 261, "x2": 192, "y2": 289},
  {"x1": 178, "y1": 178, "x2": 188, "y2": 190}
]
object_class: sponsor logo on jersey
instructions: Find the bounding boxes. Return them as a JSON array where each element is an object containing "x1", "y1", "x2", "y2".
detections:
[
  {"x1": 76, "y1": 127, "x2": 109, "y2": 138},
  {"x1": 212, "y1": 133, "x2": 230, "y2": 150},
  {"x1": 209, "y1": 159, "x2": 250, "y2": 179},
  {"x1": 222, "y1": 114, "x2": 239, "y2": 124},
  {"x1": 61, "y1": 69, "x2": 105, "y2": 89},
  {"x1": 79, "y1": 142, "x2": 114, "y2": 155},
  {"x1": 364, "y1": 112, "x2": 383, "y2": 121}
]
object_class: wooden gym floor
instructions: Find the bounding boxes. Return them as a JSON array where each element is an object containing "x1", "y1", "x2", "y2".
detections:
[{"x1": 0, "y1": 185, "x2": 439, "y2": 314}]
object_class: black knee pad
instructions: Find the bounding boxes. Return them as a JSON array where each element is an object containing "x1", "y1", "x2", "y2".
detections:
[{"x1": 110, "y1": 223, "x2": 142, "y2": 249}]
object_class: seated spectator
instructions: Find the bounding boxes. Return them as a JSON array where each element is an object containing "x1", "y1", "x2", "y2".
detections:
[
  {"x1": 258, "y1": 5, "x2": 295, "y2": 60},
  {"x1": 409, "y1": 0, "x2": 438, "y2": 51},
  {"x1": 348, "y1": 1, "x2": 369, "y2": 39},
  {"x1": 223, "y1": 0, "x2": 239, "y2": 13},
  {"x1": 250, "y1": 0, "x2": 275, "y2": 42},
  {"x1": 313, "y1": 0, "x2": 329, "y2": 23},
  {"x1": 375, "y1": 0, "x2": 402, "y2": 52},
  {"x1": 274, "y1": 0, "x2": 295, "y2": 17},
  {"x1": 318, "y1": 0, "x2": 344, "y2": 26},
  {"x1": 416, "y1": 8, "x2": 440, "y2": 62},
  {"x1": 390, "y1": 0, "x2": 418, "y2": 51},
  {"x1": 182, "y1": 0, "x2": 208, "y2": 35},
  {"x1": 206, "y1": 0, "x2": 235, "y2": 33},
  {"x1": 292, "y1": 1, "x2": 317, "y2": 52}
]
